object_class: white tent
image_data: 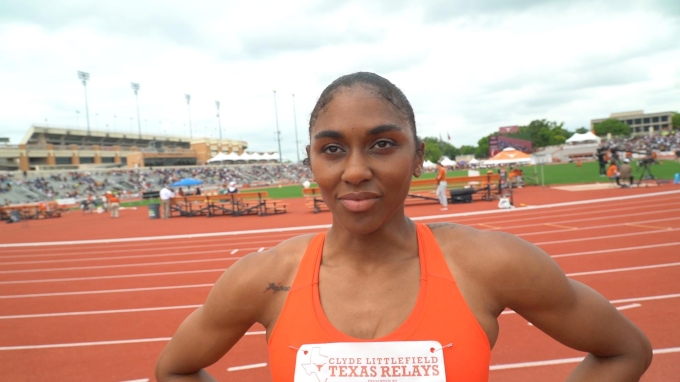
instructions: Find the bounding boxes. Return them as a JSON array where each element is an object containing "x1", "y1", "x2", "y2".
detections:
[
  {"x1": 422, "y1": 160, "x2": 437, "y2": 169},
  {"x1": 566, "y1": 132, "x2": 601, "y2": 144},
  {"x1": 207, "y1": 152, "x2": 230, "y2": 163},
  {"x1": 224, "y1": 152, "x2": 241, "y2": 161},
  {"x1": 440, "y1": 156, "x2": 457, "y2": 168}
]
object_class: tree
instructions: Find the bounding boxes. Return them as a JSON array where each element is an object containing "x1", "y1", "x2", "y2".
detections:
[
  {"x1": 423, "y1": 139, "x2": 441, "y2": 163},
  {"x1": 672, "y1": 112, "x2": 680, "y2": 130},
  {"x1": 593, "y1": 118, "x2": 631, "y2": 137},
  {"x1": 575, "y1": 127, "x2": 589, "y2": 134},
  {"x1": 518, "y1": 119, "x2": 571, "y2": 148},
  {"x1": 475, "y1": 136, "x2": 490, "y2": 159}
]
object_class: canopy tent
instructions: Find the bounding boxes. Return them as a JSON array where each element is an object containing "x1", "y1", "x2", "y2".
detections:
[
  {"x1": 170, "y1": 178, "x2": 204, "y2": 187},
  {"x1": 440, "y1": 157, "x2": 457, "y2": 168},
  {"x1": 207, "y1": 152, "x2": 230, "y2": 163},
  {"x1": 482, "y1": 147, "x2": 532, "y2": 166},
  {"x1": 565, "y1": 132, "x2": 601, "y2": 144},
  {"x1": 422, "y1": 160, "x2": 437, "y2": 169},
  {"x1": 469, "y1": 158, "x2": 479, "y2": 164}
]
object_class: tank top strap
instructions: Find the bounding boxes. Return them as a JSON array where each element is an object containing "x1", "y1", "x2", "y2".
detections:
[
  {"x1": 291, "y1": 232, "x2": 326, "y2": 291},
  {"x1": 415, "y1": 223, "x2": 455, "y2": 282}
]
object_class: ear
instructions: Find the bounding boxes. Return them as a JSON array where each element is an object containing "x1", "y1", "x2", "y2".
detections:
[{"x1": 413, "y1": 140, "x2": 425, "y2": 177}]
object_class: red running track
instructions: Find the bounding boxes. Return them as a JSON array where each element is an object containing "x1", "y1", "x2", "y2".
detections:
[{"x1": 0, "y1": 184, "x2": 679, "y2": 381}]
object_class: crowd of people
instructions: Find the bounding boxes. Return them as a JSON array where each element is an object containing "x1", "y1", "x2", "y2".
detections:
[{"x1": 0, "y1": 163, "x2": 314, "y2": 205}]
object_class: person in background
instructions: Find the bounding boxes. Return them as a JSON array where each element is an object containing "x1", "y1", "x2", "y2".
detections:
[
  {"x1": 606, "y1": 160, "x2": 620, "y2": 186},
  {"x1": 195, "y1": 187, "x2": 201, "y2": 196},
  {"x1": 227, "y1": 181, "x2": 238, "y2": 194},
  {"x1": 177, "y1": 187, "x2": 185, "y2": 197},
  {"x1": 435, "y1": 160, "x2": 448, "y2": 211},
  {"x1": 105, "y1": 191, "x2": 120, "y2": 218},
  {"x1": 159, "y1": 185, "x2": 175, "y2": 219},
  {"x1": 618, "y1": 158, "x2": 634, "y2": 188}
]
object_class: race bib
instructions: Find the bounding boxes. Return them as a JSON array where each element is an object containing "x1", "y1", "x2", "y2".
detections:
[{"x1": 294, "y1": 341, "x2": 447, "y2": 381}]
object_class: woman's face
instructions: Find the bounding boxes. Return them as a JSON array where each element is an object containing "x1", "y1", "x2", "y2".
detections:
[{"x1": 308, "y1": 85, "x2": 423, "y2": 234}]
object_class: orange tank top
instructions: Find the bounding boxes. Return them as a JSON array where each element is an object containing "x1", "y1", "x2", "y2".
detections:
[{"x1": 268, "y1": 223, "x2": 491, "y2": 381}]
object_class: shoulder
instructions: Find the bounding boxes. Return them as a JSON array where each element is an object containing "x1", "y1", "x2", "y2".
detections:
[
  {"x1": 426, "y1": 222, "x2": 568, "y2": 312},
  {"x1": 206, "y1": 233, "x2": 317, "y2": 324}
]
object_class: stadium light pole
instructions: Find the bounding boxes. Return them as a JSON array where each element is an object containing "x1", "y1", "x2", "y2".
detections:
[
  {"x1": 77, "y1": 71, "x2": 91, "y2": 134},
  {"x1": 273, "y1": 90, "x2": 282, "y2": 164},
  {"x1": 292, "y1": 93, "x2": 300, "y2": 163},
  {"x1": 131, "y1": 83, "x2": 142, "y2": 138},
  {"x1": 215, "y1": 100, "x2": 222, "y2": 142},
  {"x1": 185, "y1": 94, "x2": 193, "y2": 139}
]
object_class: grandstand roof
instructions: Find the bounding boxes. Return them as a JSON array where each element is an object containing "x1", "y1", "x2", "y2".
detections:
[{"x1": 21, "y1": 125, "x2": 246, "y2": 150}]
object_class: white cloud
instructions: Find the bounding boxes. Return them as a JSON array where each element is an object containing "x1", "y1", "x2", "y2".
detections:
[{"x1": 0, "y1": 0, "x2": 678, "y2": 160}]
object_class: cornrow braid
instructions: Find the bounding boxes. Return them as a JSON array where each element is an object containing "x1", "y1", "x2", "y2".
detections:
[{"x1": 304, "y1": 72, "x2": 422, "y2": 166}]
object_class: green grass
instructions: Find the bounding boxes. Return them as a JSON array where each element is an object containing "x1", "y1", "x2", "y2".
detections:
[{"x1": 514, "y1": 160, "x2": 680, "y2": 185}]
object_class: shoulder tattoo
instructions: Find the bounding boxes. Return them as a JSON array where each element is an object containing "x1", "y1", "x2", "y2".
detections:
[
  {"x1": 427, "y1": 222, "x2": 457, "y2": 230},
  {"x1": 263, "y1": 282, "x2": 291, "y2": 294}
]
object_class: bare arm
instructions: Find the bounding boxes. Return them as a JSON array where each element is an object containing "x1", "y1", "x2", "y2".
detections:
[
  {"x1": 493, "y1": 234, "x2": 652, "y2": 381},
  {"x1": 155, "y1": 253, "x2": 266, "y2": 381}
]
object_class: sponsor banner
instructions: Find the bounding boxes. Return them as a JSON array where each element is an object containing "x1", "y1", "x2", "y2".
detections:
[{"x1": 295, "y1": 341, "x2": 446, "y2": 382}]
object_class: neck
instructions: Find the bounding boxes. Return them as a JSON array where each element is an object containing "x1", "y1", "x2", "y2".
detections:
[{"x1": 324, "y1": 213, "x2": 417, "y2": 266}]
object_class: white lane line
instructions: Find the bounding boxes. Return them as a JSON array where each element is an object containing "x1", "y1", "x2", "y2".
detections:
[
  {"x1": 5, "y1": 242, "x2": 673, "y2": 286},
  {"x1": 230, "y1": 249, "x2": 238, "y2": 255},
  {"x1": 6, "y1": 261, "x2": 680, "y2": 300},
  {"x1": 490, "y1": 347, "x2": 680, "y2": 370},
  {"x1": 0, "y1": 256, "x2": 241, "y2": 275},
  {"x1": 611, "y1": 293, "x2": 680, "y2": 304},
  {"x1": 0, "y1": 247, "x2": 253, "y2": 266},
  {"x1": 0, "y1": 268, "x2": 226, "y2": 285},
  {"x1": 536, "y1": 228, "x2": 680, "y2": 245},
  {"x1": 0, "y1": 305, "x2": 202, "y2": 320},
  {"x1": 227, "y1": 363, "x2": 267, "y2": 372},
  {"x1": 566, "y1": 262, "x2": 680, "y2": 277},
  {"x1": 258, "y1": 247, "x2": 265, "y2": 252},
  {"x1": 517, "y1": 217, "x2": 680, "y2": 237},
  {"x1": 615, "y1": 303, "x2": 641, "y2": 311},
  {"x1": 3, "y1": 189, "x2": 678, "y2": 248},
  {"x1": 0, "y1": 283, "x2": 214, "y2": 299},
  {"x1": 501, "y1": 292, "x2": 680, "y2": 315},
  {"x1": 0, "y1": 331, "x2": 265, "y2": 351},
  {"x1": 552, "y1": 242, "x2": 680, "y2": 259}
]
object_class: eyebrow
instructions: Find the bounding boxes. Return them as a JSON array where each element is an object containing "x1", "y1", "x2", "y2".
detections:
[{"x1": 313, "y1": 124, "x2": 404, "y2": 140}]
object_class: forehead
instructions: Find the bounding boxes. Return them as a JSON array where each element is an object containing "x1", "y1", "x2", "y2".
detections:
[{"x1": 312, "y1": 86, "x2": 409, "y2": 134}]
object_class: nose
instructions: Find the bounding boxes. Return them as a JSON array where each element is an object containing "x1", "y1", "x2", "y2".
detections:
[{"x1": 340, "y1": 151, "x2": 373, "y2": 185}]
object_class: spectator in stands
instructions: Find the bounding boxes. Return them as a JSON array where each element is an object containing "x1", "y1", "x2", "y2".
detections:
[
  {"x1": 227, "y1": 181, "x2": 238, "y2": 194},
  {"x1": 177, "y1": 187, "x2": 185, "y2": 197},
  {"x1": 195, "y1": 187, "x2": 202, "y2": 196},
  {"x1": 435, "y1": 160, "x2": 448, "y2": 211},
  {"x1": 618, "y1": 158, "x2": 634, "y2": 188},
  {"x1": 105, "y1": 191, "x2": 120, "y2": 218},
  {"x1": 159, "y1": 185, "x2": 175, "y2": 219}
]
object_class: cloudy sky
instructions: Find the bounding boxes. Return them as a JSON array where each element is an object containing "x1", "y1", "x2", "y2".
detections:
[{"x1": 0, "y1": 0, "x2": 678, "y2": 161}]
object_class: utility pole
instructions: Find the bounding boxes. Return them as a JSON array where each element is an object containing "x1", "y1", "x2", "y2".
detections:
[
  {"x1": 77, "y1": 71, "x2": 91, "y2": 134},
  {"x1": 273, "y1": 90, "x2": 282, "y2": 164},
  {"x1": 131, "y1": 83, "x2": 142, "y2": 138},
  {"x1": 292, "y1": 93, "x2": 300, "y2": 163},
  {"x1": 185, "y1": 94, "x2": 193, "y2": 139},
  {"x1": 215, "y1": 100, "x2": 222, "y2": 142}
]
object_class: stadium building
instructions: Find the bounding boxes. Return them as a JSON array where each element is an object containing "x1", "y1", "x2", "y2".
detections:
[
  {"x1": 590, "y1": 110, "x2": 674, "y2": 135},
  {"x1": 0, "y1": 125, "x2": 249, "y2": 171}
]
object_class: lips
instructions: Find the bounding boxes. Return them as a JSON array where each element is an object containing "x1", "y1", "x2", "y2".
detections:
[{"x1": 338, "y1": 192, "x2": 380, "y2": 212}]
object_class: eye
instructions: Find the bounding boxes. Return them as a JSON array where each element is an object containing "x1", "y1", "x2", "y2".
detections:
[
  {"x1": 373, "y1": 140, "x2": 395, "y2": 149},
  {"x1": 322, "y1": 145, "x2": 343, "y2": 154}
]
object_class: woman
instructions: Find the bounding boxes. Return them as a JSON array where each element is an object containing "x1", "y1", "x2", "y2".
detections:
[{"x1": 156, "y1": 72, "x2": 651, "y2": 381}]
